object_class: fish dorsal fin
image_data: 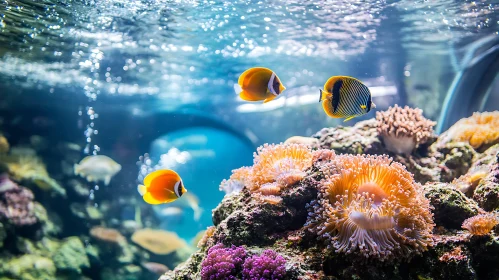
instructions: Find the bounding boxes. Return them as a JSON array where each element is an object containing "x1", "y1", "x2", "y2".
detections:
[
  {"x1": 331, "y1": 79, "x2": 343, "y2": 113},
  {"x1": 144, "y1": 169, "x2": 180, "y2": 187}
]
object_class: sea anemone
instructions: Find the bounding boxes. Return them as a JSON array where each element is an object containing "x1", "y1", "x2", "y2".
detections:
[
  {"x1": 376, "y1": 105, "x2": 436, "y2": 155},
  {"x1": 440, "y1": 111, "x2": 499, "y2": 151},
  {"x1": 200, "y1": 243, "x2": 246, "y2": 280},
  {"x1": 220, "y1": 166, "x2": 252, "y2": 195},
  {"x1": 461, "y1": 213, "x2": 499, "y2": 236},
  {"x1": 306, "y1": 154, "x2": 434, "y2": 261},
  {"x1": 250, "y1": 143, "x2": 313, "y2": 191}
]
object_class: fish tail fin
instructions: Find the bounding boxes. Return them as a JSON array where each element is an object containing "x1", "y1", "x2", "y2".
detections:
[
  {"x1": 137, "y1": 184, "x2": 147, "y2": 196},
  {"x1": 239, "y1": 90, "x2": 262, "y2": 101},
  {"x1": 319, "y1": 89, "x2": 330, "y2": 102},
  {"x1": 372, "y1": 101, "x2": 377, "y2": 108},
  {"x1": 73, "y1": 164, "x2": 80, "y2": 175},
  {"x1": 263, "y1": 95, "x2": 276, "y2": 103}
]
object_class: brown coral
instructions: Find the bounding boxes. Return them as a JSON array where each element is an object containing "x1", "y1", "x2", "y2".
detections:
[
  {"x1": 441, "y1": 111, "x2": 499, "y2": 151},
  {"x1": 449, "y1": 165, "x2": 489, "y2": 197},
  {"x1": 196, "y1": 226, "x2": 216, "y2": 248},
  {"x1": 0, "y1": 135, "x2": 9, "y2": 154},
  {"x1": 461, "y1": 213, "x2": 499, "y2": 235},
  {"x1": 131, "y1": 228, "x2": 187, "y2": 255},
  {"x1": 90, "y1": 226, "x2": 126, "y2": 244},
  {"x1": 376, "y1": 105, "x2": 436, "y2": 155},
  {"x1": 306, "y1": 154, "x2": 434, "y2": 261}
]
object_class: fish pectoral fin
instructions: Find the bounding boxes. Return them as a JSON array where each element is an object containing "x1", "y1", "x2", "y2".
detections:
[
  {"x1": 239, "y1": 90, "x2": 262, "y2": 101},
  {"x1": 360, "y1": 104, "x2": 367, "y2": 109},
  {"x1": 343, "y1": 116, "x2": 357, "y2": 122},
  {"x1": 104, "y1": 176, "x2": 111, "y2": 186},
  {"x1": 263, "y1": 95, "x2": 277, "y2": 103}
]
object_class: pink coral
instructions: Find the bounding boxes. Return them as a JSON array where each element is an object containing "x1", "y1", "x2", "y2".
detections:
[
  {"x1": 376, "y1": 105, "x2": 436, "y2": 155},
  {"x1": 242, "y1": 250, "x2": 286, "y2": 280},
  {"x1": 0, "y1": 174, "x2": 37, "y2": 226},
  {"x1": 306, "y1": 154, "x2": 434, "y2": 261},
  {"x1": 201, "y1": 243, "x2": 246, "y2": 280}
]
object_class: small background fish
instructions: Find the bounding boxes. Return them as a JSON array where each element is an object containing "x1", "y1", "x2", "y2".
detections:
[{"x1": 74, "y1": 155, "x2": 121, "y2": 185}]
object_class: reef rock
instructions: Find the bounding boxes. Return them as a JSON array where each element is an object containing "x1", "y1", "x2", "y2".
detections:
[{"x1": 162, "y1": 112, "x2": 499, "y2": 280}]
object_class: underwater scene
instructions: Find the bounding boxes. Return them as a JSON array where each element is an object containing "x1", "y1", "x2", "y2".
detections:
[{"x1": 0, "y1": 0, "x2": 499, "y2": 279}]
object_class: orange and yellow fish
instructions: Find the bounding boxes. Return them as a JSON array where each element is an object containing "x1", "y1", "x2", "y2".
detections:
[
  {"x1": 137, "y1": 169, "x2": 187, "y2": 205},
  {"x1": 237, "y1": 67, "x2": 286, "y2": 103},
  {"x1": 319, "y1": 76, "x2": 376, "y2": 122}
]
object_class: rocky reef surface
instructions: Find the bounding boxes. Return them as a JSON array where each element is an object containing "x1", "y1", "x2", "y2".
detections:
[{"x1": 162, "y1": 108, "x2": 499, "y2": 280}]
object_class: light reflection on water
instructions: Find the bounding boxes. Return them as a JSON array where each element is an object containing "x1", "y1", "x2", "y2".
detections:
[{"x1": 1, "y1": 0, "x2": 497, "y2": 104}]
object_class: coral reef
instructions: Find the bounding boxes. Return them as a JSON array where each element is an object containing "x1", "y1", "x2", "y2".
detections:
[
  {"x1": 439, "y1": 111, "x2": 499, "y2": 152},
  {"x1": 162, "y1": 108, "x2": 499, "y2": 280},
  {"x1": 0, "y1": 128, "x2": 178, "y2": 279},
  {"x1": 376, "y1": 105, "x2": 436, "y2": 155},
  {"x1": 313, "y1": 109, "x2": 475, "y2": 184}
]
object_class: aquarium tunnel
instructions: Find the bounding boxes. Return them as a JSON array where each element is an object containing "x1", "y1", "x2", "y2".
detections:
[{"x1": 0, "y1": 1, "x2": 498, "y2": 280}]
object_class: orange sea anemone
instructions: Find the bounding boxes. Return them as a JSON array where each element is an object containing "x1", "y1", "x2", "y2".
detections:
[
  {"x1": 440, "y1": 111, "x2": 499, "y2": 151},
  {"x1": 250, "y1": 143, "x2": 313, "y2": 190},
  {"x1": 376, "y1": 105, "x2": 436, "y2": 155},
  {"x1": 462, "y1": 213, "x2": 499, "y2": 236},
  {"x1": 306, "y1": 154, "x2": 434, "y2": 261}
]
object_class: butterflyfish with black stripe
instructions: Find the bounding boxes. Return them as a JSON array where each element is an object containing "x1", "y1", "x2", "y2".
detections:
[
  {"x1": 319, "y1": 76, "x2": 376, "y2": 122},
  {"x1": 237, "y1": 67, "x2": 286, "y2": 103},
  {"x1": 137, "y1": 169, "x2": 187, "y2": 205}
]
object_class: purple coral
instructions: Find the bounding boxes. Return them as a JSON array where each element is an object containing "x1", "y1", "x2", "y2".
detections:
[
  {"x1": 201, "y1": 243, "x2": 247, "y2": 280},
  {"x1": 242, "y1": 250, "x2": 287, "y2": 280},
  {"x1": 0, "y1": 174, "x2": 37, "y2": 226}
]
